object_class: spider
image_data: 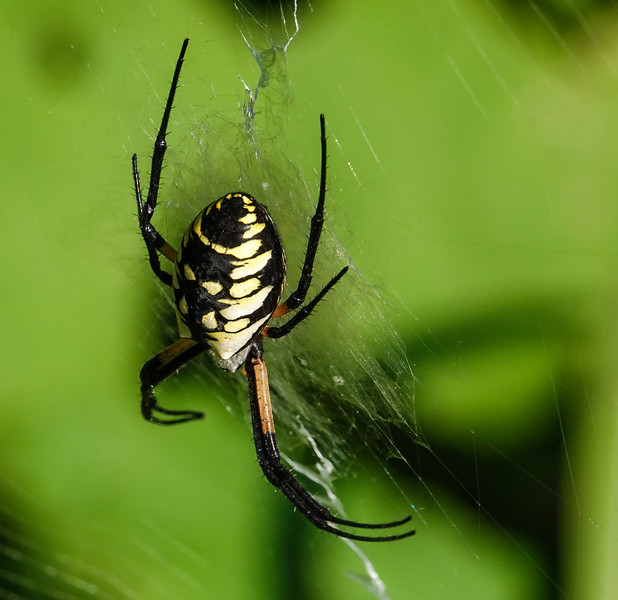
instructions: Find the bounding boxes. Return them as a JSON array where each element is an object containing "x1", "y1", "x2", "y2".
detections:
[{"x1": 131, "y1": 39, "x2": 415, "y2": 542}]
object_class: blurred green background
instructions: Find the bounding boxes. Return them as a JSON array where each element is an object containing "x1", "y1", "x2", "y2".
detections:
[{"x1": 1, "y1": 0, "x2": 617, "y2": 598}]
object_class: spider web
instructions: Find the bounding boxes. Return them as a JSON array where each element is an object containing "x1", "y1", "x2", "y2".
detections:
[{"x1": 0, "y1": 0, "x2": 616, "y2": 599}]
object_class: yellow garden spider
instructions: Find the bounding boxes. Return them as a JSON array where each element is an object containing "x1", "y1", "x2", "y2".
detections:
[{"x1": 131, "y1": 39, "x2": 414, "y2": 542}]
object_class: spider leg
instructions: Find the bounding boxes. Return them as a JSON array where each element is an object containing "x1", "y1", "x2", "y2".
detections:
[
  {"x1": 265, "y1": 266, "x2": 348, "y2": 340},
  {"x1": 132, "y1": 38, "x2": 190, "y2": 287},
  {"x1": 140, "y1": 337, "x2": 206, "y2": 425},
  {"x1": 132, "y1": 155, "x2": 176, "y2": 286},
  {"x1": 245, "y1": 342, "x2": 415, "y2": 542},
  {"x1": 274, "y1": 114, "x2": 329, "y2": 317}
]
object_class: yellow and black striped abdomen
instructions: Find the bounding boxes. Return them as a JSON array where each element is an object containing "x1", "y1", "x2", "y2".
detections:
[{"x1": 172, "y1": 193, "x2": 286, "y2": 370}]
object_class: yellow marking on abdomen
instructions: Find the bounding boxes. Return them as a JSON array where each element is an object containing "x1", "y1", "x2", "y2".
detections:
[
  {"x1": 211, "y1": 239, "x2": 261, "y2": 260},
  {"x1": 175, "y1": 310, "x2": 192, "y2": 339},
  {"x1": 192, "y1": 211, "x2": 204, "y2": 238},
  {"x1": 183, "y1": 264, "x2": 196, "y2": 280},
  {"x1": 229, "y1": 278, "x2": 261, "y2": 298},
  {"x1": 201, "y1": 311, "x2": 218, "y2": 330},
  {"x1": 239, "y1": 213, "x2": 257, "y2": 224},
  {"x1": 201, "y1": 281, "x2": 223, "y2": 295},
  {"x1": 219, "y1": 285, "x2": 274, "y2": 320},
  {"x1": 192, "y1": 211, "x2": 216, "y2": 249},
  {"x1": 242, "y1": 222, "x2": 265, "y2": 239},
  {"x1": 230, "y1": 250, "x2": 272, "y2": 280},
  {"x1": 207, "y1": 315, "x2": 270, "y2": 359},
  {"x1": 224, "y1": 318, "x2": 251, "y2": 333}
]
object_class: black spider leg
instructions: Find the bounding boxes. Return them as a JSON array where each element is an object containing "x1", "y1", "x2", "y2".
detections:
[
  {"x1": 265, "y1": 265, "x2": 349, "y2": 339},
  {"x1": 132, "y1": 38, "x2": 190, "y2": 287},
  {"x1": 245, "y1": 342, "x2": 415, "y2": 542},
  {"x1": 276, "y1": 113, "x2": 329, "y2": 316},
  {"x1": 266, "y1": 274, "x2": 413, "y2": 539},
  {"x1": 140, "y1": 338, "x2": 207, "y2": 425}
]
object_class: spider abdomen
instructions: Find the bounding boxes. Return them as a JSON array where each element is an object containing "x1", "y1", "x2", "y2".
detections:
[{"x1": 172, "y1": 193, "x2": 286, "y2": 367}]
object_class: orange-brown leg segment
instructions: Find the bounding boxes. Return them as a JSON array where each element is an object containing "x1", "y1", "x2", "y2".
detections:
[
  {"x1": 249, "y1": 347, "x2": 278, "y2": 457},
  {"x1": 244, "y1": 341, "x2": 415, "y2": 542}
]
